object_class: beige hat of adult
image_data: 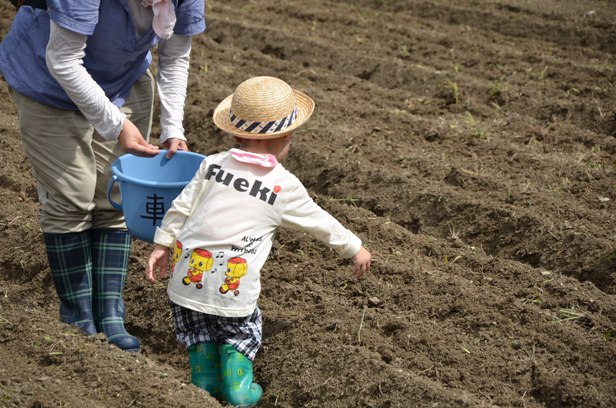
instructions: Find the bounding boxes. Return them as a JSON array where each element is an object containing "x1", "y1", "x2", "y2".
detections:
[{"x1": 213, "y1": 76, "x2": 315, "y2": 139}]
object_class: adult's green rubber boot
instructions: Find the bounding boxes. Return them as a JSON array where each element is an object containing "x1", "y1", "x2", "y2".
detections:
[
  {"x1": 220, "y1": 344, "x2": 262, "y2": 407},
  {"x1": 91, "y1": 229, "x2": 140, "y2": 352},
  {"x1": 188, "y1": 343, "x2": 223, "y2": 400},
  {"x1": 43, "y1": 231, "x2": 97, "y2": 335}
]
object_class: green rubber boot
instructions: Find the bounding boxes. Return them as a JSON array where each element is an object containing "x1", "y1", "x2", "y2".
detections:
[
  {"x1": 220, "y1": 344, "x2": 262, "y2": 407},
  {"x1": 91, "y1": 229, "x2": 140, "y2": 352},
  {"x1": 43, "y1": 231, "x2": 97, "y2": 336},
  {"x1": 188, "y1": 343, "x2": 223, "y2": 400}
]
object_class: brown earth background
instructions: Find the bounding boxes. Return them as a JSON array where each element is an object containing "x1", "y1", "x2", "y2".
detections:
[{"x1": 1, "y1": 1, "x2": 615, "y2": 407}]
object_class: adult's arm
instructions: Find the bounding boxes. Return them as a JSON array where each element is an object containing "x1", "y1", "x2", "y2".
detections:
[
  {"x1": 45, "y1": 20, "x2": 159, "y2": 156},
  {"x1": 157, "y1": 33, "x2": 192, "y2": 156}
]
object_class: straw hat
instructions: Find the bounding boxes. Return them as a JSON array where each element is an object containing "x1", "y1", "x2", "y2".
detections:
[{"x1": 213, "y1": 76, "x2": 315, "y2": 139}]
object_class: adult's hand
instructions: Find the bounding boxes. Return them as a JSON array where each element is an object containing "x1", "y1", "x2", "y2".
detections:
[
  {"x1": 163, "y1": 137, "x2": 189, "y2": 158},
  {"x1": 118, "y1": 118, "x2": 160, "y2": 157}
]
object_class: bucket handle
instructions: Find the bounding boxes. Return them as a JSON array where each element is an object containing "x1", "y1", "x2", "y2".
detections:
[{"x1": 106, "y1": 175, "x2": 123, "y2": 211}]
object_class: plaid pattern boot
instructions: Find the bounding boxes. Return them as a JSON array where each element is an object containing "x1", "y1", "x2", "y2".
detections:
[
  {"x1": 189, "y1": 342, "x2": 224, "y2": 400},
  {"x1": 43, "y1": 231, "x2": 97, "y2": 335},
  {"x1": 220, "y1": 343, "x2": 262, "y2": 407},
  {"x1": 91, "y1": 229, "x2": 140, "y2": 352}
]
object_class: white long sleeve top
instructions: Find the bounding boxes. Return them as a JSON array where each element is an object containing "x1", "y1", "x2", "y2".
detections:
[
  {"x1": 154, "y1": 149, "x2": 363, "y2": 317},
  {"x1": 45, "y1": 10, "x2": 191, "y2": 142}
]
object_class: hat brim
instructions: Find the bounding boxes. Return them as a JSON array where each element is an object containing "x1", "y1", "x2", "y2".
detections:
[{"x1": 213, "y1": 89, "x2": 315, "y2": 139}]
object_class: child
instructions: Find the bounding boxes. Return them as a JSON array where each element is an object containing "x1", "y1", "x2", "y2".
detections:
[{"x1": 146, "y1": 76, "x2": 371, "y2": 406}]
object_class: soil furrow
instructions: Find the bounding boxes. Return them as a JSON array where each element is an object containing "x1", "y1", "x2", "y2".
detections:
[{"x1": 2, "y1": 1, "x2": 615, "y2": 407}]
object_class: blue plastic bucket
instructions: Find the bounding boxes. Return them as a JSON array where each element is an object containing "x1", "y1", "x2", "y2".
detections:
[{"x1": 107, "y1": 150, "x2": 206, "y2": 243}]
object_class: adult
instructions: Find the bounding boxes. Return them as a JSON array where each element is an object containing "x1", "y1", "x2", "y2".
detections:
[{"x1": 0, "y1": 0, "x2": 206, "y2": 352}]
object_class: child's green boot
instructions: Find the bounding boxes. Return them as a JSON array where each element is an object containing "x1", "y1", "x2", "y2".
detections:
[
  {"x1": 188, "y1": 343, "x2": 223, "y2": 400},
  {"x1": 220, "y1": 344, "x2": 262, "y2": 407}
]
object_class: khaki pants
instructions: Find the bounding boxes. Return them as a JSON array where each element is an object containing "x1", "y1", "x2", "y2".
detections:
[{"x1": 11, "y1": 71, "x2": 154, "y2": 233}]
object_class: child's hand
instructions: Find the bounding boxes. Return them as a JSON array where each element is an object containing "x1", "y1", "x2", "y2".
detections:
[
  {"x1": 351, "y1": 246, "x2": 371, "y2": 278},
  {"x1": 146, "y1": 244, "x2": 171, "y2": 284}
]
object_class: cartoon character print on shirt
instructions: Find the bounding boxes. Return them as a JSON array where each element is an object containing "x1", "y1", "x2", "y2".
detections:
[
  {"x1": 182, "y1": 248, "x2": 213, "y2": 289},
  {"x1": 170, "y1": 240, "x2": 183, "y2": 277},
  {"x1": 219, "y1": 257, "x2": 248, "y2": 296}
]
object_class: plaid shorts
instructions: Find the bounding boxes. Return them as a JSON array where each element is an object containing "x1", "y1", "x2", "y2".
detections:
[{"x1": 171, "y1": 302, "x2": 263, "y2": 361}]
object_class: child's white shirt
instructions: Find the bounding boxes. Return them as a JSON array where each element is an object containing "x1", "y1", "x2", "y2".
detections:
[{"x1": 154, "y1": 149, "x2": 362, "y2": 317}]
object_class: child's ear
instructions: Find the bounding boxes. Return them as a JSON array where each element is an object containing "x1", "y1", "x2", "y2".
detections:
[{"x1": 234, "y1": 136, "x2": 247, "y2": 147}]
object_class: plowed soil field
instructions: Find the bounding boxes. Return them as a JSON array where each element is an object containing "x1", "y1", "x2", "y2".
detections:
[{"x1": 1, "y1": 1, "x2": 615, "y2": 407}]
